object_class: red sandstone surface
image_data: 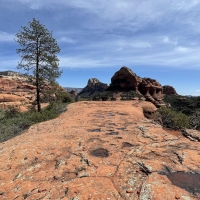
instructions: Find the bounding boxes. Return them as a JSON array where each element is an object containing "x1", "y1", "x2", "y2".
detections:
[
  {"x1": 0, "y1": 77, "x2": 35, "y2": 111},
  {"x1": 0, "y1": 101, "x2": 200, "y2": 200},
  {"x1": 0, "y1": 76, "x2": 63, "y2": 112}
]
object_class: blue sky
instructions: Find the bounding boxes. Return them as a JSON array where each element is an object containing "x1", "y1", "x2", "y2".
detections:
[{"x1": 1, "y1": 0, "x2": 200, "y2": 95}]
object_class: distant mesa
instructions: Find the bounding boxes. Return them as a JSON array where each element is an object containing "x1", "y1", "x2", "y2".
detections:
[
  {"x1": 87, "y1": 78, "x2": 108, "y2": 90},
  {"x1": 163, "y1": 85, "x2": 178, "y2": 95},
  {"x1": 77, "y1": 78, "x2": 108, "y2": 100}
]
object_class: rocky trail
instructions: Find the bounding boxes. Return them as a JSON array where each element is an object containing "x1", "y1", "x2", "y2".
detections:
[{"x1": 0, "y1": 101, "x2": 200, "y2": 200}]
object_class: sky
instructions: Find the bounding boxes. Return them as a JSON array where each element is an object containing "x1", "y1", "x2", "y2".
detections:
[{"x1": 1, "y1": 0, "x2": 200, "y2": 95}]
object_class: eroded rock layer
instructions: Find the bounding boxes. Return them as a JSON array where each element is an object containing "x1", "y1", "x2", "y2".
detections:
[
  {"x1": 107, "y1": 66, "x2": 165, "y2": 106},
  {"x1": 0, "y1": 101, "x2": 199, "y2": 199},
  {"x1": 0, "y1": 76, "x2": 36, "y2": 111},
  {"x1": 0, "y1": 71, "x2": 67, "y2": 111}
]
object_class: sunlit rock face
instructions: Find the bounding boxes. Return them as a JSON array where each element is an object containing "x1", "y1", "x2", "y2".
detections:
[
  {"x1": 107, "y1": 66, "x2": 165, "y2": 107},
  {"x1": 0, "y1": 71, "x2": 64, "y2": 111}
]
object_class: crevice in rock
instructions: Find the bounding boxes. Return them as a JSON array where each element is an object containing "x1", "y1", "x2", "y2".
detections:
[
  {"x1": 181, "y1": 129, "x2": 200, "y2": 142},
  {"x1": 137, "y1": 162, "x2": 152, "y2": 176},
  {"x1": 172, "y1": 151, "x2": 183, "y2": 165}
]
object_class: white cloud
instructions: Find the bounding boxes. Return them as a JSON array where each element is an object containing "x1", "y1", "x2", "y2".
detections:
[
  {"x1": 162, "y1": 37, "x2": 178, "y2": 46},
  {"x1": 59, "y1": 55, "x2": 110, "y2": 68},
  {"x1": 5, "y1": 1, "x2": 200, "y2": 20},
  {"x1": 0, "y1": 31, "x2": 14, "y2": 42},
  {"x1": 59, "y1": 37, "x2": 77, "y2": 44},
  {"x1": 175, "y1": 46, "x2": 191, "y2": 53},
  {"x1": 2, "y1": 0, "x2": 200, "y2": 70}
]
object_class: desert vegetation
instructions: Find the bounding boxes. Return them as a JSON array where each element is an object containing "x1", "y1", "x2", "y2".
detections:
[
  {"x1": 0, "y1": 92, "x2": 74, "y2": 143},
  {"x1": 91, "y1": 90, "x2": 143, "y2": 101},
  {"x1": 158, "y1": 95, "x2": 200, "y2": 130},
  {"x1": 0, "y1": 19, "x2": 75, "y2": 143}
]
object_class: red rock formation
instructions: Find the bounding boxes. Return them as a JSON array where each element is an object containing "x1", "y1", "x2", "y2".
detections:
[
  {"x1": 0, "y1": 72, "x2": 66, "y2": 111},
  {"x1": 108, "y1": 67, "x2": 165, "y2": 106},
  {"x1": 108, "y1": 67, "x2": 142, "y2": 92},
  {"x1": 0, "y1": 77, "x2": 35, "y2": 111},
  {"x1": 163, "y1": 85, "x2": 178, "y2": 95},
  {"x1": 139, "y1": 78, "x2": 164, "y2": 106},
  {"x1": 78, "y1": 78, "x2": 108, "y2": 99},
  {"x1": 0, "y1": 101, "x2": 199, "y2": 199}
]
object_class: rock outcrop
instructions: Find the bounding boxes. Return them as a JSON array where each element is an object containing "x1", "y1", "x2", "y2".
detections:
[
  {"x1": 0, "y1": 71, "x2": 67, "y2": 111},
  {"x1": 163, "y1": 85, "x2": 178, "y2": 95},
  {"x1": 182, "y1": 129, "x2": 200, "y2": 142},
  {"x1": 139, "y1": 78, "x2": 164, "y2": 106},
  {"x1": 0, "y1": 70, "x2": 23, "y2": 77},
  {"x1": 107, "y1": 67, "x2": 142, "y2": 92},
  {"x1": 0, "y1": 75, "x2": 35, "y2": 111},
  {"x1": 0, "y1": 101, "x2": 199, "y2": 199},
  {"x1": 107, "y1": 67, "x2": 165, "y2": 106},
  {"x1": 77, "y1": 78, "x2": 108, "y2": 99},
  {"x1": 69, "y1": 89, "x2": 77, "y2": 97}
]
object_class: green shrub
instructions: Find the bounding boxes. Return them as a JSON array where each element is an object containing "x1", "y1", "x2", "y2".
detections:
[
  {"x1": 163, "y1": 95, "x2": 200, "y2": 115},
  {"x1": 172, "y1": 112, "x2": 189, "y2": 129},
  {"x1": 158, "y1": 106, "x2": 190, "y2": 130},
  {"x1": 189, "y1": 110, "x2": 200, "y2": 130},
  {"x1": 0, "y1": 102, "x2": 69, "y2": 143},
  {"x1": 55, "y1": 91, "x2": 74, "y2": 103}
]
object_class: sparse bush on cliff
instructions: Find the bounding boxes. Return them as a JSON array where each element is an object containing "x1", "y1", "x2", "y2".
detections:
[
  {"x1": 162, "y1": 95, "x2": 200, "y2": 130},
  {"x1": 189, "y1": 110, "x2": 200, "y2": 130},
  {"x1": 120, "y1": 91, "x2": 143, "y2": 100},
  {"x1": 158, "y1": 106, "x2": 190, "y2": 130},
  {"x1": 163, "y1": 95, "x2": 200, "y2": 115},
  {"x1": 92, "y1": 90, "x2": 143, "y2": 101},
  {"x1": 92, "y1": 91, "x2": 115, "y2": 101},
  {"x1": 172, "y1": 112, "x2": 190, "y2": 129},
  {"x1": 55, "y1": 90, "x2": 74, "y2": 103}
]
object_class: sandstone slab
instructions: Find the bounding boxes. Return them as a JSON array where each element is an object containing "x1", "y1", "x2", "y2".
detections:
[{"x1": 0, "y1": 101, "x2": 200, "y2": 199}]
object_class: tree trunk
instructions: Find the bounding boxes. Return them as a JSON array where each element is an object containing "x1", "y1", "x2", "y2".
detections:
[
  {"x1": 36, "y1": 39, "x2": 41, "y2": 112},
  {"x1": 36, "y1": 67, "x2": 41, "y2": 112}
]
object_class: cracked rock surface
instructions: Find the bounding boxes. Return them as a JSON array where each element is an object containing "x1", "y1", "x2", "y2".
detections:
[{"x1": 0, "y1": 101, "x2": 200, "y2": 200}]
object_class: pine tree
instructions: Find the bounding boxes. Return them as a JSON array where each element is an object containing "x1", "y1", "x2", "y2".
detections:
[{"x1": 15, "y1": 18, "x2": 62, "y2": 111}]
